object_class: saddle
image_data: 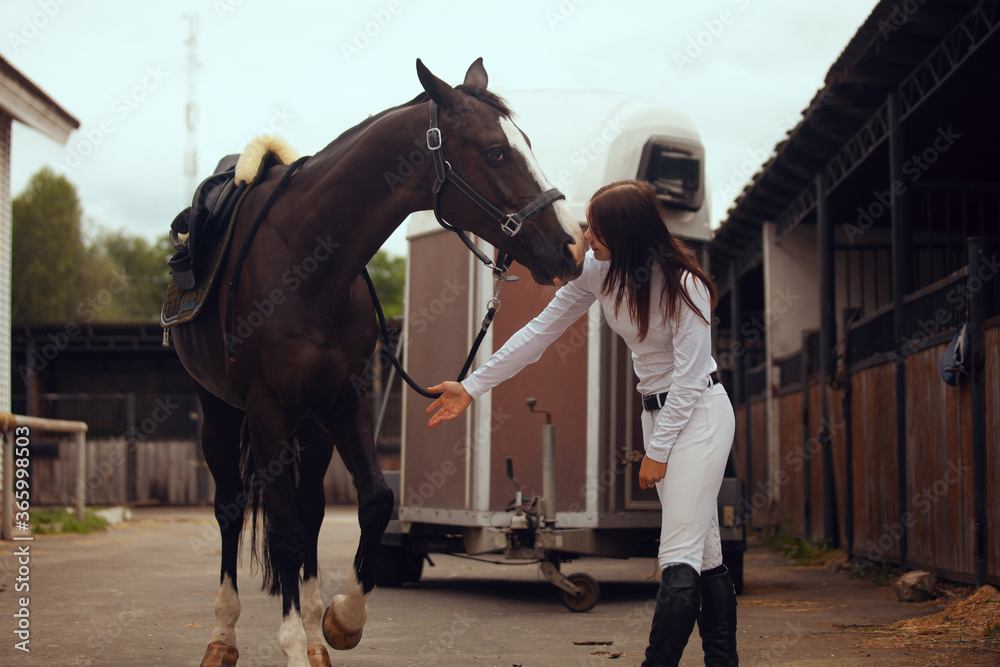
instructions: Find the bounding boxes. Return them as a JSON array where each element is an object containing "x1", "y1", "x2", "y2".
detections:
[
  {"x1": 167, "y1": 154, "x2": 244, "y2": 290},
  {"x1": 162, "y1": 136, "x2": 300, "y2": 328}
]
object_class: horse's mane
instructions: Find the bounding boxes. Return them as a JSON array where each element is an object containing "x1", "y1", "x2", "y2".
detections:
[{"x1": 321, "y1": 86, "x2": 512, "y2": 152}]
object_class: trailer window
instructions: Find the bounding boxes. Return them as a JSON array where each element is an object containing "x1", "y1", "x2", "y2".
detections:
[{"x1": 637, "y1": 137, "x2": 705, "y2": 212}]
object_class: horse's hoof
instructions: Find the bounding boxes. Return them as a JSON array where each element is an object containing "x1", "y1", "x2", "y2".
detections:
[
  {"x1": 322, "y1": 604, "x2": 363, "y2": 650},
  {"x1": 200, "y1": 640, "x2": 239, "y2": 667},
  {"x1": 308, "y1": 644, "x2": 333, "y2": 667}
]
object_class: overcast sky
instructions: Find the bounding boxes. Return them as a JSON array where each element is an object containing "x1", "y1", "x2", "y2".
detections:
[{"x1": 3, "y1": 0, "x2": 878, "y2": 256}]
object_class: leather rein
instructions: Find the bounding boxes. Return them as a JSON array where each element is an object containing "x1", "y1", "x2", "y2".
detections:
[{"x1": 363, "y1": 100, "x2": 567, "y2": 400}]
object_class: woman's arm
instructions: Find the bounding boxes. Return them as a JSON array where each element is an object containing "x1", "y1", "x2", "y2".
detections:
[
  {"x1": 426, "y1": 267, "x2": 597, "y2": 427},
  {"x1": 645, "y1": 273, "x2": 716, "y2": 463}
]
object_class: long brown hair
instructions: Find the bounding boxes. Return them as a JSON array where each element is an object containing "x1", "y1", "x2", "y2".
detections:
[{"x1": 586, "y1": 180, "x2": 717, "y2": 341}]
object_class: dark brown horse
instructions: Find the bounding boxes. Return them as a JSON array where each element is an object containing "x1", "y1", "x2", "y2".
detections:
[{"x1": 171, "y1": 59, "x2": 585, "y2": 667}]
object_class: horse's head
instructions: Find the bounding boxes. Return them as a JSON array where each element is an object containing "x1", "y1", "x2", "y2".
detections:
[{"x1": 416, "y1": 59, "x2": 585, "y2": 286}]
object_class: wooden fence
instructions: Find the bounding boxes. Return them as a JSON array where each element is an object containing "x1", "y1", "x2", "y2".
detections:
[{"x1": 28, "y1": 435, "x2": 359, "y2": 507}]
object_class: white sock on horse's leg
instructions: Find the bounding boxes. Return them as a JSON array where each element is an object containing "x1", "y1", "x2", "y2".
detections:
[
  {"x1": 209, "y1": 573, "x2": 240, "y2": 647},
  {"x1": 332, "y1": 574, "x2": 369, "y2": 630},
  {"x1": 277, "y1": 606, "x2": 310, "y2": 667},
  {"x1": 300, "y1": 576, "x2": 325, "y2": 645}
]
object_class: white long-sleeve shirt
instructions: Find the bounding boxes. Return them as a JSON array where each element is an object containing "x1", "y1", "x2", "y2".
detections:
[{"x1": 462, "y1": 250, "x2": 718, "y2": 463}]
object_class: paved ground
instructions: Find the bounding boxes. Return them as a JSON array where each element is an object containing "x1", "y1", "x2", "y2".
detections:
[{"x1": 0, "y1": 506, "x2": 996, "y2": 666}]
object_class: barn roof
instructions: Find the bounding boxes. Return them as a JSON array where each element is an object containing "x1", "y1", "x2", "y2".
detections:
[{"x1": 709, "y1": 0, "x2": 996, "y2": 287}]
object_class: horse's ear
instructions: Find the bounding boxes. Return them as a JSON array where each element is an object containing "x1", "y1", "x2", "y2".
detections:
[
  {"x1": 463, "y1": 58, "x2": 488, "y2": 90},
  {"x1": 416, "y1": 58, "x2": 461, "y2": 109}
]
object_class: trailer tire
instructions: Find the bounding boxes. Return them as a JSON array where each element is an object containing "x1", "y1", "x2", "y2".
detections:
[
  {"x1": 374, "y1": 544, "x2": 424, "y2": 587},
  {"x1": 561, "y1": 573, "x2": 600, "y2": 613}
]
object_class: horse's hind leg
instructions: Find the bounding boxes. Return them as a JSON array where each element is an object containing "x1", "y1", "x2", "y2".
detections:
[
  {"x1": 243, "y1": 397, "x2": 311, "y2": 666},
  {"x1": 195, "y1": 383, "x2": 246, "y2": 667},
  {"x1": 319, "y1": 389, "x2": 393, "y2": 650},
  {"x1": 294, "y1": 419, "x2": 335, "y2": 667}
]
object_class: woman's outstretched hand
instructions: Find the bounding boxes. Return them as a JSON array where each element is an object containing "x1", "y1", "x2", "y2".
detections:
[{"x1": 425, "y1": 381, "x2": 473, "y2": 428}]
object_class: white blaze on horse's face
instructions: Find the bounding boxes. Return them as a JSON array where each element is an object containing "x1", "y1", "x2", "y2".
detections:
[{"x1": 498, "y1": 117, "x2": 586, "y2": 264}]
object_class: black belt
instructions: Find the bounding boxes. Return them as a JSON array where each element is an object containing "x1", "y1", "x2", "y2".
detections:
[{"x1": 642, "y1": 371, "x2": 720, "y2": 411}]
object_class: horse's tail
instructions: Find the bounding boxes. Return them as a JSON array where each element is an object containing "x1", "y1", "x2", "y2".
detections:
[{"x1": 239, "y1": 417, "x2": 279, "y2": 596}]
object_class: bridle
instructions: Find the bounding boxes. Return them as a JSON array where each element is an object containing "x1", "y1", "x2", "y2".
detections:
[
  {"x1": 426, "y1": 100, "x2": 566, "y2": 283},
  {"x1": 362, "y1": 99, "x2": 568, "y2": 400}
]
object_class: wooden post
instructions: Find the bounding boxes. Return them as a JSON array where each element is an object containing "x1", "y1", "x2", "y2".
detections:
[{"x1": 889, "y1": 91, "x2": 912, "y2": 569}]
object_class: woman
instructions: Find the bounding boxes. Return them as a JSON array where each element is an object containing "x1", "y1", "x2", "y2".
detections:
[{"x1": 426, "y1": 179, "x2": 738, "y2": 666}]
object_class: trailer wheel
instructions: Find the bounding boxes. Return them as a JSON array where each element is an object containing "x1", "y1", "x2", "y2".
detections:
[
  {"x1": 561, "y1": 573, "x2": 600, "y2": 613},
  {"x1": 374, "y1": 544, "x2": 424, "y2": 588}
]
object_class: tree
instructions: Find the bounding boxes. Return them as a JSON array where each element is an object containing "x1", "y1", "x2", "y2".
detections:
[
  {"x1": 366, "y1": 249, "x2": 406, "y2": 319},
  {"x1": 12, "y1": 168, "x2": 173, "y2": 324},
  {"x1": 11, "y1": 168, "x2": 87, "y2": 322}
]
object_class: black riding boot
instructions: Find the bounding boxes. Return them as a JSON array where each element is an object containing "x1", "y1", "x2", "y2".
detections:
[
  {"x1": 697, "y1": 564, "x2": 739, "y2": 666},
  {"x1": 642, "y1": 563, "x2": 701, "y2": 667}
]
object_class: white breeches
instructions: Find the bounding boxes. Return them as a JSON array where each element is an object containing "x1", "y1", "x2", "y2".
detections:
[{"x1": 642, "y1": 384, "x2": 735, "y2": 572}]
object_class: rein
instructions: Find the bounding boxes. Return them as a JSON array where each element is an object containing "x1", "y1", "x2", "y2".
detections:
[{"x1": 363, "y1": 101, "x2": 567, "y2": 400}]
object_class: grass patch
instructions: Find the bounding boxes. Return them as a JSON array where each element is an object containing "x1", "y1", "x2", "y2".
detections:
[
  {"x1": 30, "y1": 507, "x2": 110, "y2": 535},
  {"x1": 761, "y1": 522, "x2": 836, "y2": 567},
  {"x1": 849, "y1": 560, "x2": 897, "y2": 587}
]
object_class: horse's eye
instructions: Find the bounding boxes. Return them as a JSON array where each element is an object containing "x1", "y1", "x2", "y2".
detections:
[{"x1": 486, "y1": 148, "x2": 504, "y2": 162}]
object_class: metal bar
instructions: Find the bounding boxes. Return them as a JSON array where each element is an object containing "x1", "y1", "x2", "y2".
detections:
[
  {"x1": 842, "y1": 307, "x2": 860, "y2": 558},
  {"x1": 126, "y1": 393, "x2": 136, "y2": 504},
  {"x1": 801, "y1": 330, "x2": 811, "y2": 539},
  {"x1": 542, "y1": 424, "x2": 556, "y2": 528},
  {"x1": 2, "y1": 432, "x2": 12, "y2": 541},
  {"x1": 817, "y1": 173, "x2": 840, "y2": 548},
  {"x1": 75, "y1": 430, "x2": 86, "y2": 522},
  {"x1": 967, "y1": 238, "x2": 991, "y2": 587},
  {"x1": 889, "y1": 91, "x2": 913, "y2": 570}
]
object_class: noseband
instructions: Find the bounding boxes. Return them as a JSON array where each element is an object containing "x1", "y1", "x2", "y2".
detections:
[{"x1": 426, "y1": 100, "x2": 566, "y2": 280}]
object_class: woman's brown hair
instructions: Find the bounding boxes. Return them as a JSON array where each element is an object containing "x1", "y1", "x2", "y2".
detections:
[{"x1": 586, "y1": 180, "x2": 718, "y2": 341}]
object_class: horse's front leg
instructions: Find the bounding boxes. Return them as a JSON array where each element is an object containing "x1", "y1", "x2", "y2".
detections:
[{"x1": 320, "y1": 389, "x2": 393, "y2": 650}]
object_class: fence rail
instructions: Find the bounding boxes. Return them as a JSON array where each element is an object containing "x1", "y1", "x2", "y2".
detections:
[{"x1": 3, "y1": 414, "x2": 88, "y2": 540}]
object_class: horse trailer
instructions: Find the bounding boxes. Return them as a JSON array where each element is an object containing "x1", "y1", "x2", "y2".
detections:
[{"x1": 378, "y1": 92, "x2": 745, "y2": 610}]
